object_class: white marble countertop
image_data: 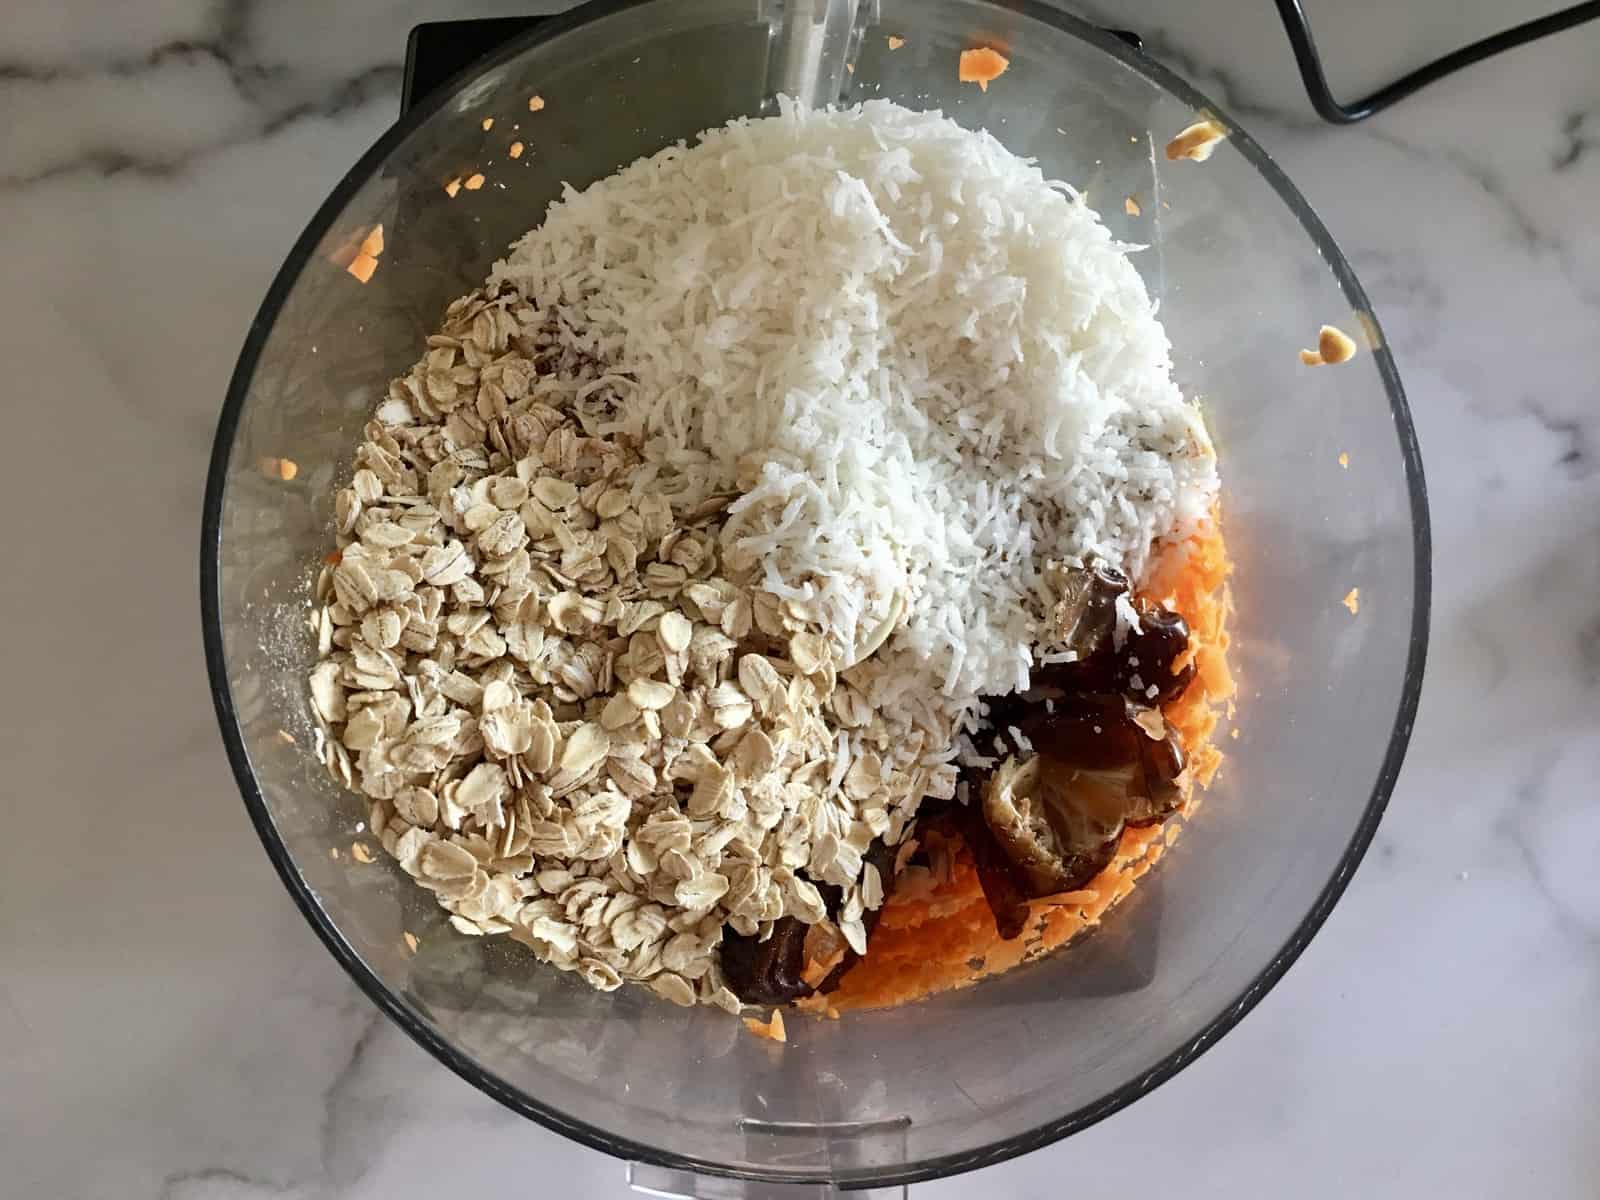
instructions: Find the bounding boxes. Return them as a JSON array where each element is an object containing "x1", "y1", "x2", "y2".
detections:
[{"x1": 3, "y1": 0, "x2": 1597, "y2": 1196}]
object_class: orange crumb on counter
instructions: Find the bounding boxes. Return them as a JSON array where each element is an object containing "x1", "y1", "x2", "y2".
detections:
[
  {"x1": 1304, "y1": 324, "x2": 1357, "y2": 366},
  {"x1": 743, "y1": 1009, "x2": 787, "y2": 1042},
  {"x1": 1342, "y1": 587, "x2": 1360, "y2": 615},
  {"x1": 351, "y1": 842, "x2": 375, "y2": 864},
  {"x1": 1318, "y1": 324, "x2": 1358, "y2": 364},
  {"x1": 958, "y1": 47, "x2": 1009, "y2": 91},
  {"x1": 464, "y1": 172, "x2": 486, "y2": 191},
  {"x1": 1124, "y1": 195, "x2": 1141, "y2": 216},
  {"x1": 508, "y1": 141, "x2": 525, "y2": 158},
  {"x1": 1338, "y1": 451, "x2": 1350, "y2": 468},
  {"x1": 444, "y1": 177, "x2": 462, "y2": 198},
  {"x1": 259, "y1": 456, "x2": 299, "y2": 480},
  {"x1": 528, "y1": 94, "x2": 545, "y2": 112},
  {"x1": 346, "y1": 253, "x2": 378, "y2": 283},
  {"x1": 359, "y1": 223, "x2": 384, "y2": 258},
  {"x1": 1165, "y1": 118, "x2": 1227, "y2": 162},
  {"x1": 481, "y1": 116, "x2": 494, "y2": 131},
  {"x1": 887, "y1": 35, "x2": 905, "y2": 50},
  {"x1": 403, "y1": 932, "x2": 420, "y2": 954}
]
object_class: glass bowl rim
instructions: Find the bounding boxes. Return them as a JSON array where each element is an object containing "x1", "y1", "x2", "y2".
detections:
[{"x1": 200, "y1": 0, "x2": 1432, "y2": 1185}]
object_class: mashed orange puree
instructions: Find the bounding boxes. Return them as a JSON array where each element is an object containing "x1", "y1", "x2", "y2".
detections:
[{"x1": 829, "y1": 517, "x2": 1234, "y2": 1010}]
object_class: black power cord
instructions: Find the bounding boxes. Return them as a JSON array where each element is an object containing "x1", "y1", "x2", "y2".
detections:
[{"x1": 1274, "y1": 0, "x2": 1600, "y2": 123}]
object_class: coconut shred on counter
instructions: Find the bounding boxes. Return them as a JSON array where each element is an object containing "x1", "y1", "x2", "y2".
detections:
[{"x1": 305, "y1": 98, "x2": 1221, "y2": 1012}]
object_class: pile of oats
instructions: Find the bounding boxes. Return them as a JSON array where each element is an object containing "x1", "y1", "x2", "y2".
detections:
[{"x1": 307, "y1": 288, "x2": 957, "y2": 1009}]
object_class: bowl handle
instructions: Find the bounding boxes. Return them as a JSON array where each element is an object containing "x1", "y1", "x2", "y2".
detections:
[{"x1": 628, "y1": 1160, "x2": 907, "y2": 1198}]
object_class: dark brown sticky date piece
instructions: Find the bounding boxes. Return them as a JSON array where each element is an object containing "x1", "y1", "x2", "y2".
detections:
[
  {"x1": 963, "y1": 559, "x2": 1195, "y2": 938},
  {"x1": 955, "y1": 803, "x2": 1035, "y2": 941},
  {"x1": 722, "y1": 841, "x2": 897, "y2": 1005},
  {"x1": 907, "y1": 804, "x2": 1034, "y2": 942},
  {"x1": 1035, "y1": 605, "x2": 1194, "y2": 706},
  {"x1": 1133, "y1": 729, "x2": 1185, "y2": 818},
  {"x1": 1051, "y1": 560, "x2": 1126, "y2": 657},
  {"x1": 720, "y1": 918, "x2": 812, "y2": 1006},
  {"x1": 1019, "y1": 694, "x2": 1145, "y2": 770},
  {"x1": 1021, "y1": 695, "x2": 1186, "y2": 845}
]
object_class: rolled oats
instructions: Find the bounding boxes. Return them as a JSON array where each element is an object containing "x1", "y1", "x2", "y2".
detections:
[{"x1": 307, "y1": 286, "x2": 946, "y2": 1013}]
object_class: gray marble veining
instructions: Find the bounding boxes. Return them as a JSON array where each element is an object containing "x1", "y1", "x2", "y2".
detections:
[{"x1": 2, "y1": 1, "x2": 1597, "y2": 1196}]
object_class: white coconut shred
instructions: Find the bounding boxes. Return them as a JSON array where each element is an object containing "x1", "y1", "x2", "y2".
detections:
[{"x1": 491, "y1": 98, "x2": 1217, "y2": 723}]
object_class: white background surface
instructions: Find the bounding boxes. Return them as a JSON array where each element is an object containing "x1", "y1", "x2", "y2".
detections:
[{"x1": 2, "y1": 1, "x2": 1597, "y2": 1196}]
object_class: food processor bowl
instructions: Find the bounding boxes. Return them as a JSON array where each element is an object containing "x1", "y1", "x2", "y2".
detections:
[{"x1": 202, "y1": 0, "x2": 1428, "y2": 1189}]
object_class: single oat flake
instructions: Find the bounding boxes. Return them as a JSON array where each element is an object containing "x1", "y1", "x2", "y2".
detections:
[
  {"x1": 1342, "y1": 587, "x2": 1360, "y2": 615},
  {"x1": 887, "y1": 35, "x2": 905, "y2": 50}
]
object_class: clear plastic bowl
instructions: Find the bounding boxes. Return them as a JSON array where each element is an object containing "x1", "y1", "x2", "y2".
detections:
[{"x1": 201, "y1": 0, "x2": 1429, "y2": 1189}]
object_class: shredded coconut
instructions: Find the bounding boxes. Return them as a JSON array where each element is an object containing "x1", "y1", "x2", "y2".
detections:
[{"x1": 491, "y1": 98, "x2": 1216, "y2": 725}]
